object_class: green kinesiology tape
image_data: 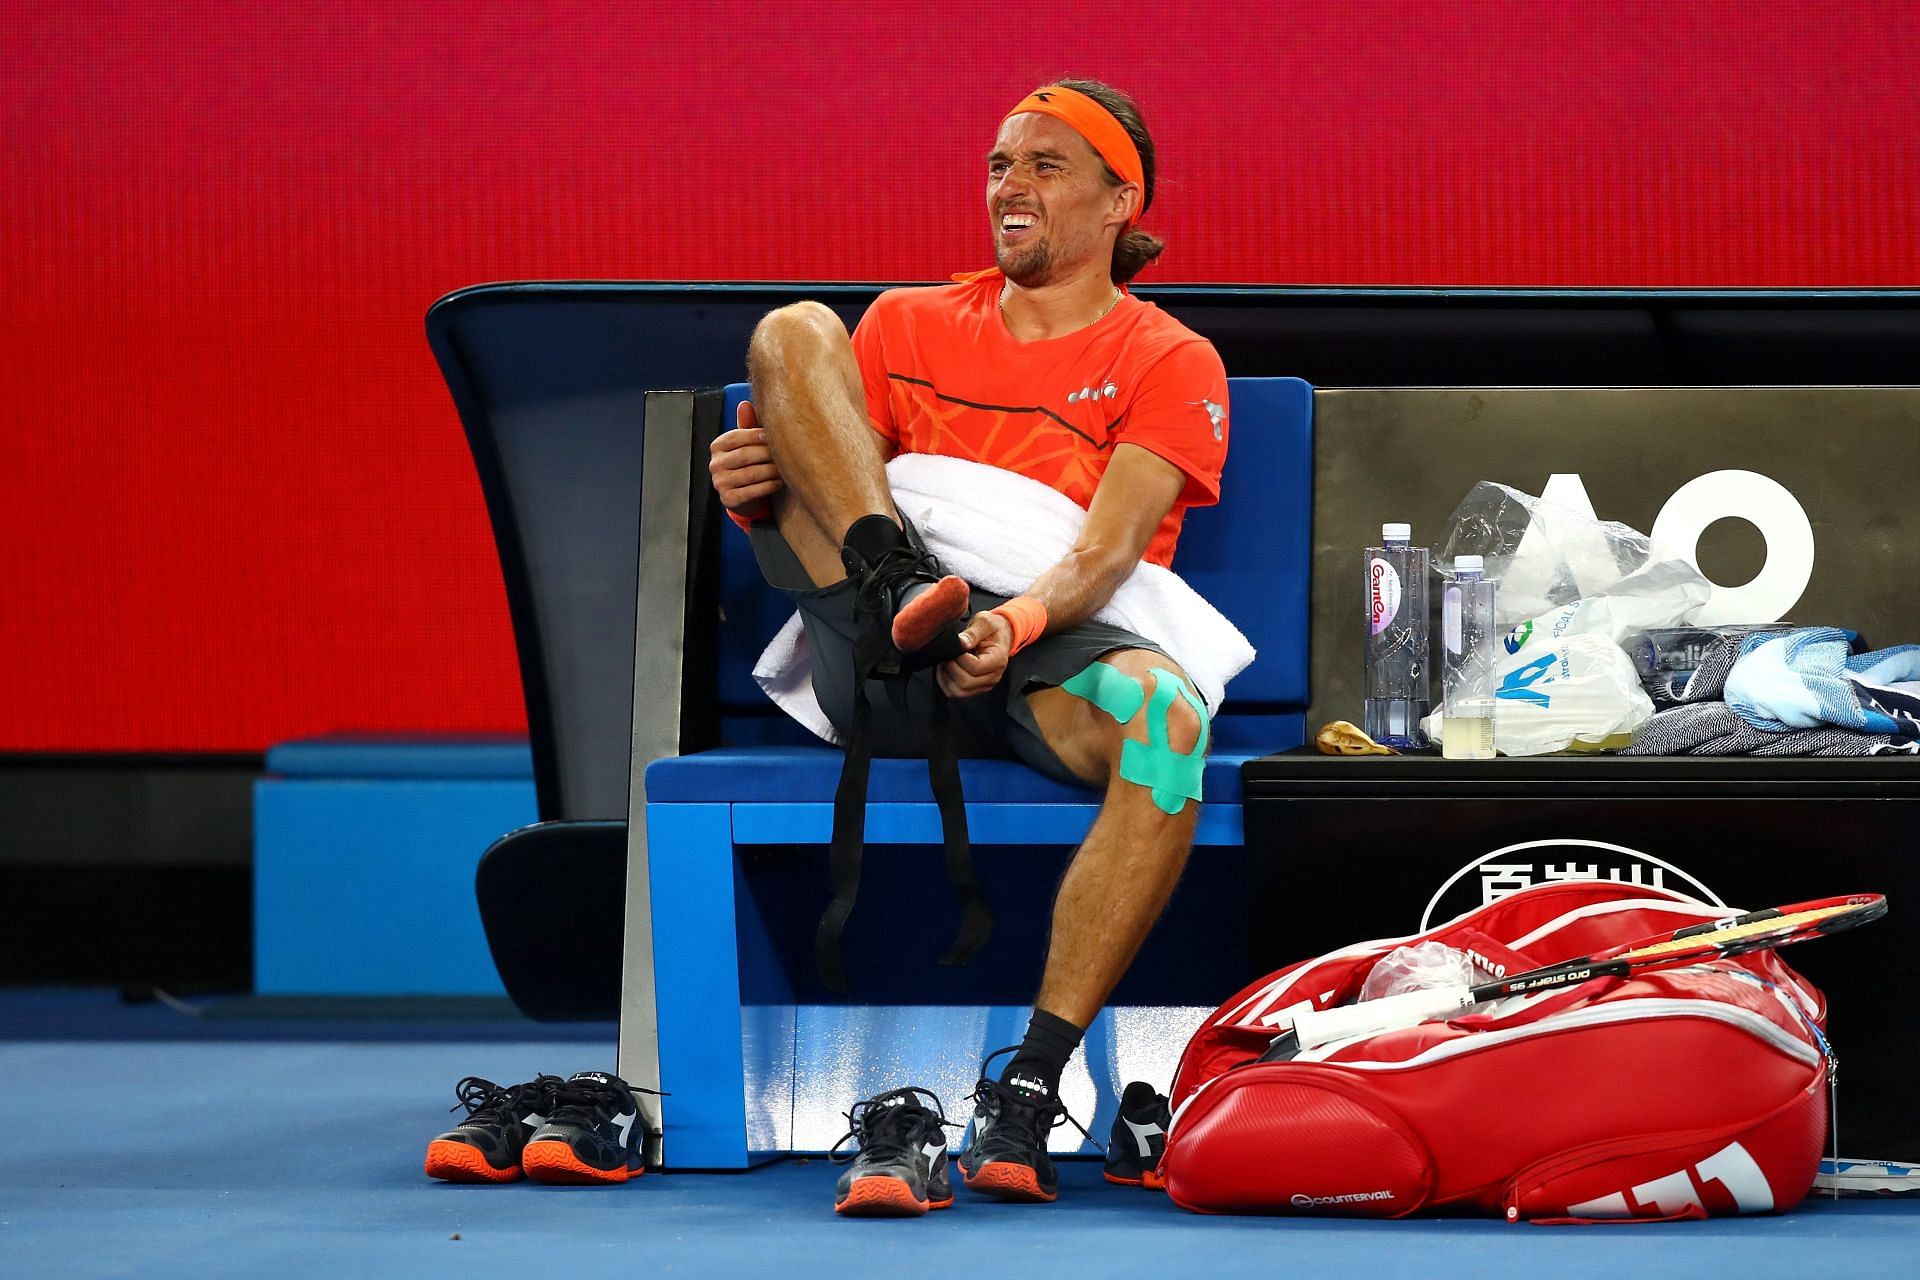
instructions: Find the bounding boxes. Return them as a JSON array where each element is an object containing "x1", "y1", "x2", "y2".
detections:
[
  {"x1": 1061, "y1": 660, "x2": 1146, "y2": 724},
  {"x1": 1118, "y1": 668, "x2": 1210, "y2": 815}
]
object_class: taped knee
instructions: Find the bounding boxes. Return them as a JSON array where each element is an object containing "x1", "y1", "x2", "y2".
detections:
[{"x1": 1061, "y1": 662, "x2": 1210, "y2": 815}]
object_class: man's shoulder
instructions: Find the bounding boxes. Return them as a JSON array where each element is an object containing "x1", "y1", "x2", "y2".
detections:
[
  {"x1": 866, "y1": 278, "x2": 992, "y2": 327},
  {"x1": 1120, "y1": 300, "x2": 1224, "y2": 372}
]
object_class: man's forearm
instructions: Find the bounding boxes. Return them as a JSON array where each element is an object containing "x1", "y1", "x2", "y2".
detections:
[{"x1": 1019, "y1": 542, "x2": 1138, "y2": 636}]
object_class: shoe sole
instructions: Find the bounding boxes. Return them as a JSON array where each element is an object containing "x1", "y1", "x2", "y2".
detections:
[
  {"x1": 521, "y1": 1141, "x2": 640, "y2": 1185},
  {"x1": 425, "y1": 1140, "x2": 522, "y2": 1184},
  {"x1": 834, "y1": 1175, "x2": 955, "y2": 1217},
  {"x1": 1103, "y1": 1168, "x2": 1167, "y2": 1190},
  {"x1": 961, "y1": 1161, "x2": 1056, "y2": 1203},
  {"x1": 891, "y1": 575, "x2": 969, "y2": 653}
]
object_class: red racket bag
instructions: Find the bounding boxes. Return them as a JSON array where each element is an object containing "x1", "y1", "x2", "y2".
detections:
[{"x1": 1162, "y1": 880, "x2": 1832, "y2": 1221}]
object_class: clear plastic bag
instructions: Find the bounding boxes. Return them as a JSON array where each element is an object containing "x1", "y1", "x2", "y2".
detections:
[
  {"x1": 1429, "y1": 482, "x2": 1705, "y2": 754},
  {"x1": 1359, "y1": 941, "x2": 1477, "y2": 1003},
  {"x1": 1441, "y1": 482, "x2": 1709, "y2": 630},
  {"x1": 1500, "y1": 559, "x2": 1713, "y2": 655}
]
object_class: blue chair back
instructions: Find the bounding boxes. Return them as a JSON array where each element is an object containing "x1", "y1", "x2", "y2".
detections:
[{"x1": 713, "y1": 377, "x2": 1312, "y2": 734}]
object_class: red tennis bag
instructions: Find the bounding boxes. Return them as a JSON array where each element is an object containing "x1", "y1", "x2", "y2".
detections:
[{"x1": 1162, "y1": 880, "x2": 1831, "y2": 1221}]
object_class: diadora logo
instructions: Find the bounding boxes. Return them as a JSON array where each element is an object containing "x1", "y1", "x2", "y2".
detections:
[
  {"x1": 1067, "y1": 380, "x2": 1118, "y2": 405},
  {"x1": 1121, "y1": 1117, "x2": 1164, "y2": 1158},
  {"x1": 1564, "y1": 1141, "x2": 1774, "y2": 1217},
  {"x1": 1187, "y1": 397, "x2": 1227, "y2": 440},
  {"x1": 1419, "y1": 838, "x2": 1725, "y2": 929},
  {"x1": 1008, "y1": 1074, "x2": 1052, "y2": 1096},
  {"x1": 1289, "y1": 1190, "x2": 1394, "y2": 1208}
]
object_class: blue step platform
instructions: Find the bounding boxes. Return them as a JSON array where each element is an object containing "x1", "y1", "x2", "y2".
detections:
[{"x1": 253, "y1": 735, "x2": 537, "y2": 997}]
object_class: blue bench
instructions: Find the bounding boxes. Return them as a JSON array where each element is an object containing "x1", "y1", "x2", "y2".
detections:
[
  {"x1": 642, "y1": 377, "x2": 1313, "y2": 1168},
  {"x1": 253, "y1": 735, "x2": 536, "y2": 997}
]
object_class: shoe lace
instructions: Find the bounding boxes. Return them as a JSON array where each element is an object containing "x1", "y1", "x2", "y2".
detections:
[
  {"x1": 448, "y1": 1074, "x2": 562, "y2": 1125},
  {"x1": 544, "y1": 1076, "x2": 666, "y2": 1129},
  {"x1": 968, "y1": 1047, "x2": 1093, "y2": 1156},
  {"x1": 850, "y1": 542, "x2": 945, "y2": 621},
  {"x1": 828, "y1": 1087, "x2": 959, "y2": 1165}
]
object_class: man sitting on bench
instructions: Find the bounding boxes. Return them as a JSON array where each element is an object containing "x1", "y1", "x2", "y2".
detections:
[{"x1": 708, "y1": 79, "x2": 1230, "y2": 1212}]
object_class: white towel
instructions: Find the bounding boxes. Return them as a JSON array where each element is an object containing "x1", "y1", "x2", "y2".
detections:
[{"x1": 753, "y1": 454, "x2": 1257, "y2": 745}]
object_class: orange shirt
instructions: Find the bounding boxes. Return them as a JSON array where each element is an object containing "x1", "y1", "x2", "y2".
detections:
[{"x1": 850, "y1": 272, "x2": 1229, "y2": 568}]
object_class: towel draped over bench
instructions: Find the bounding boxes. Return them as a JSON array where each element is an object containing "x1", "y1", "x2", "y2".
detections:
[{"x1": 754, "y1": 453, "x2": 1258, "y2": 744}]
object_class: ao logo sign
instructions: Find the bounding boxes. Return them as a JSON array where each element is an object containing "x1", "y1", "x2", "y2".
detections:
[
  {"x1": 1533, "y1": 470, "x2": 1814, "y2": 625},
  {"x1": 1421, "y1": 839, "x2": 1725, "y2": 930}
]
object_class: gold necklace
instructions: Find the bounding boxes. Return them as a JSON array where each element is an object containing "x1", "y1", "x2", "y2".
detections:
[{"x1": 1000, "y1": 284, "x2": 1122, "y2": 328}]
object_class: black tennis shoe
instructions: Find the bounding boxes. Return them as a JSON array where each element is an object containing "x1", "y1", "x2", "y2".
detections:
[
  {"x1": 831, "y1": 1086, "x2": 958, "y2": 1216},
  {"x1": 957, "y1": 1048, "x2": 1092, "y2": 1203},
  {"x1": 521, "y1": 1071, "x2": 654, "y2": 1185},
  {"x1": 842, "y1": 521, "x2": 969, "y2": 672},
  {"x1": 424, "y1": 1074, "x2": 564, "y2": 1183},
  {"x1": 1103, "y1": 1081, "x2": 1171, "y2": 1189}
]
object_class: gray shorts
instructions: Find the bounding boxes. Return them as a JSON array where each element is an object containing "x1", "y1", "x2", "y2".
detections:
[{"x1": 749, "y1": 518, "x2": 1167, "y2": 787}]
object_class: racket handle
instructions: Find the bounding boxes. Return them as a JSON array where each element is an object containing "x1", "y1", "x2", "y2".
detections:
[{"x1": 1289, "y1": 987, "x2": 1473, "y2": 1049}]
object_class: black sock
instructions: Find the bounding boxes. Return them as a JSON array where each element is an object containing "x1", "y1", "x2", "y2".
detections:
[
  {"x1": 1000, "y1": 1009, "x2": 1085, "y2": 1102},
  {"x1": 841, "y1": 513, "x2": 907, "y2": 571}
]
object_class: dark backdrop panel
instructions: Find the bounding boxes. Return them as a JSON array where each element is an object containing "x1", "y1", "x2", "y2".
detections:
[{"x1": 1307, "y1": 387, "x2": 1920, "y2": 730}]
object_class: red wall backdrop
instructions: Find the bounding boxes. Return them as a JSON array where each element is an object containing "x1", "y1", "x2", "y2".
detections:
[{"x1": 6, "y1": 2, "x2": 1917, "y2": 752}]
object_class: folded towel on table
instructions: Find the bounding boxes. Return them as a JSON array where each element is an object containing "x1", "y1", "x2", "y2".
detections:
[
  {"x1": 1623, "y1": 701, "x2": 1915, "y2": 757},
  {"x1": 1725, "y1": 628, "x2": 1920, "y2": 740}
]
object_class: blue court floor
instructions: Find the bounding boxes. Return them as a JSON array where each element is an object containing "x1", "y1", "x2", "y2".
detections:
[{"x1": 2, "y1": 990, "x2": 1914, "y2": 1280}]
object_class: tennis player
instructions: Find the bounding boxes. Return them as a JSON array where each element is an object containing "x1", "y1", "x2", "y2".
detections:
[{"x1": 710, "y1": 78, "x2": 1230, "y2": 1212}]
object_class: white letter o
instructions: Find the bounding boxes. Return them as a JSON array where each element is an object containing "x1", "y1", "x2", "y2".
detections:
[{"x1": 1650, "y1": 470, "x2": 1814, "y2": 625}]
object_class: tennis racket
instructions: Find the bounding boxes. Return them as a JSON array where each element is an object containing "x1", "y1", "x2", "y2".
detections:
[{"x1": 1265, "y1": 893, "x2": 1887, "y2": 1058}]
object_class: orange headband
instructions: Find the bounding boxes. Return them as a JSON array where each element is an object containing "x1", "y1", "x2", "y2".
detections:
[{"x1": 1003, "y1": 86, "x2": 1145, "y2": 230}]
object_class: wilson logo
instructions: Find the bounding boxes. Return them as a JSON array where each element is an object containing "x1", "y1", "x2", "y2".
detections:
[
  {"x1": 1465, "y1": 948, "x2": 1507, "y2": 979},
  {"x1": 1564, "y1": 1141, "x2": 1773, "y2": 1218}
]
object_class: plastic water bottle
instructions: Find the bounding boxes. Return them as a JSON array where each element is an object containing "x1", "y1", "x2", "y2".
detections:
[
  {"x1": 1441, "y1": 554, "x2": 1498, "y2": 760},
  {"x1": 1363, "y1": 523, "x2": 1429, "y2": 749}
]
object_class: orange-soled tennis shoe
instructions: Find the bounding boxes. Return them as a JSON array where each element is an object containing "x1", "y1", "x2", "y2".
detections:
[
  {"x1": 424, "y1": 1075, "x2": 564, "y2": 1185},
  {"x1": 831, "y1": 1087, "x2": 958, "y2": 1217},
  {"x1": 1101, "y1": 1081, "x2": 1171, "y2": 1191},
  {"x1": 426, "y1": 1138, "x2": 523, "y2": 1184},
  {"x1": 519, "y1": 1071, "x2": 653, "y2": 1187},
  {"x1": 956, "y1": 1050, "x2": 1091, "y2": 1204},
  {"x1": 521, "y1": 1140, "x2": 639, "y2": 1185},
  {"x1": 833, "y1": 1174, "x2": 956, "y2": 1216},
  {"x1": 961, "y1": 1160, "x2": 1057, "y2": 1203}
]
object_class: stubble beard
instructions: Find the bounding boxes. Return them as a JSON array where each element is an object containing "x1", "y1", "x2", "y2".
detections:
[{"x1": 996, "y1": 234, "x2": 1055, "y2": 288}]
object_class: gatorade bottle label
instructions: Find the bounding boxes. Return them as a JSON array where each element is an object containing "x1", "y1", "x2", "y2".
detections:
[{"x1": 1368, "y1": 558, "x2": 1402, "y2": 635}]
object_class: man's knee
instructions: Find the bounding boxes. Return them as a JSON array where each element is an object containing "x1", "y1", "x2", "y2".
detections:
[
  {"x1": 1052, "y1": 651, "x2": 1211, "y2": 812},
  {"x1": 1155, "y1": 678, "x2": 1207, "y2": 759},
  {"x1": 1089, "y1": 651, "x2": 1207, "y2": 754},
  {"x1": 748, "y1": 300, "x2": 847, "y2": 373}
]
